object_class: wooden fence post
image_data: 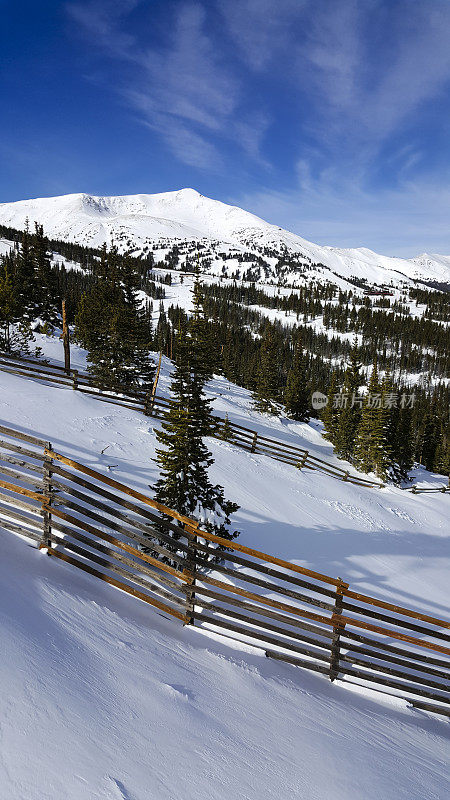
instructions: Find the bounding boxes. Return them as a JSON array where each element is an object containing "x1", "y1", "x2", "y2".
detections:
[
  {"x1": 342, "y1": 471, "x2": 349, "y2": 482},
  {"x1": 145, "y1": 351, "x2": 162, "y2": 416},
  {"x1": 183, "y1": 524, "x2": 197, "y2": 625},
  {"x1": 329, "y1": 578, "x2": 348, "y2": 682},
  {"x1": 62, "y1": 300, "x2": 70, "y2": 375},
  {"x1": 41, "y1": 442, "x2": 53, "y2": 552},
  {"x1": 297, "y1": 452, "x2": 309, "y2": 470},
  {"x1": 251, "y1": 431, "x2": 258, "y2": 453},
  {"x1": 72, "y1": 369, "x2": 79, "y2": 391}
]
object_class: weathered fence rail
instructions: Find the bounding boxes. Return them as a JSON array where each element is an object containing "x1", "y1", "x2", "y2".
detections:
[
  {"x1": 0, "y1": 351, "x2": 384, "y2": 488},
  {"x1": 0, "y1": 423, "x2": 448, "y2": 718},
  {"x1": 411, "y1": 486, "x2": 450, "y2": 494}
]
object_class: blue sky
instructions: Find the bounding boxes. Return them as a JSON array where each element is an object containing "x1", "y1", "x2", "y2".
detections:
[{"x1": 1, "y1": 0, "x2": 450, "y2": 255}]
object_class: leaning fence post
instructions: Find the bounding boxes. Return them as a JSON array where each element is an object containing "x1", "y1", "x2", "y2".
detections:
[
  {"x1": 41, "y1": 442, "x2": 53, "y2": 552},
  {"x1": 62, "y1": 299, "x2": 71, "y2": 375},
  {"x1": 145, "y1": 351, "x2": 162, "y2": 416},
  {"x1": 251, "y1": 431, "x2": 258, "y2": 452},
  {"x1": 329, "y1": 578, "x2": 348, "y2": 682},
  {"x1": 297, "y1": 451, "x2": 309, "y2": 470},
  {"x1": 183, "y1": 524, "x2": 198, "y2": 625}
]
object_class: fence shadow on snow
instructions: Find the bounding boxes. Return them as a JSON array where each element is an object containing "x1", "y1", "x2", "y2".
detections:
[{"x1": 0, "y1": 422, "x2": 448, "y2": 719}]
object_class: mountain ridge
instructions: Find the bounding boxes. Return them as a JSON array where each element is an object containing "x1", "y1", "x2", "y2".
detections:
[{"x1": 1, "y1": 188, "x2": 449, "y2": 287}]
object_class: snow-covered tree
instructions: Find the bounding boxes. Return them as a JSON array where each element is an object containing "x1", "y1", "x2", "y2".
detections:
[{"x1": 153, "y1": 277, "x2": 239, "y2": 562}]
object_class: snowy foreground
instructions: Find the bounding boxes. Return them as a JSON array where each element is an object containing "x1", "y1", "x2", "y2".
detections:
[{"x1": 1, "y1": 338, "x2": 449, "y2": 800}]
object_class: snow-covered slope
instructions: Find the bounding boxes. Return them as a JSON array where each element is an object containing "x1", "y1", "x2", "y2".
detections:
[
  {"x1": 2, "y1": 525, "x2": 449, "y2": 800},
  {"x1": 1, "y1": 189, "x2": 449, "y2": 287},
  {"x1": 410, "y1": 252, "x2": 450, "y2": 282},
  {"x1": 1, "y1": 330, "x2": 449, "y2": 799}
]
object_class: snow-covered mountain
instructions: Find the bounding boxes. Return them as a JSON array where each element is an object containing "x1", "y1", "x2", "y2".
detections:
[{"x1": 1, "y1": 188, "x2": 450, "y2": 287}]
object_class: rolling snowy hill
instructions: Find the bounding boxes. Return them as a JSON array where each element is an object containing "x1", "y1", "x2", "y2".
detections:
[{"x1": 1, "y1": 189, "x2": 450, "y2": 288}]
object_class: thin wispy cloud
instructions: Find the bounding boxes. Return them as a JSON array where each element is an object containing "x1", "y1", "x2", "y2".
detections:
[
  {"x1": 68, "y1": 0, "x2": 140, "y2": 57},
  {"x1": 63, "y1": 0, "x2": 450, "y2": 252},
  {"x1": 238, "y1": 169, "x2": 450, "y2": 256},
  {"x1": 67, "y1": 0, "x2": 270, "y2": 170},
  {"x1": 218, "y1": 0, "x2": 303, "y2": 71},
  {"x1": 218, "y1": 0, "x2": 450, "y2": 252},
  {"x1": 222, "y1": 0, "x2": 450, "y2": 160}
]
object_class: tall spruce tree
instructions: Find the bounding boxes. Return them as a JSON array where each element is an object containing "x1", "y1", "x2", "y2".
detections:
[
  {"x1": 0, "y1": 265, "x2": 19, "y2": 350},
  {"x1": 374, "y1": 371, "x2": 396, "y2": 480},
  {"x1": 14, "y1": 220, "x2": 36, "y2": 315},
  {"x1": 253, "y1": 325, "x2": 280, "y2": 414},
  {"x1": 153, "y1": 285, "x2": 239, "y2": 560},
  {"x1": 321, "y1": 372, "x2": 338, "y2": 440},
  {"x1": 189, "y1": 264, "x2": 214, "y2": 383},
  {"x1": 390, "y1": 403, "x2": 414, "y2": 481},
  {"x1": 284, "y1": 337, "x2": 310, "y2": 421},
  {"x1": 433, "y1": 421, "x2": 450, "y2": 477},
  {"x1": 334, "y1": 338, "x2": 362, "y2": 460},
  {"x1": 417, "y1": 403, "x2": 441, "y2": 471},
  {"x1": 31, "y1": 223, "x2": 57, "y2": 323},
  {"x1": 353, "y1": 360, "x2": 384, "y2": 475},
  {"x1": 156, "y1": 301, "x2": 170, "y2": 354}
]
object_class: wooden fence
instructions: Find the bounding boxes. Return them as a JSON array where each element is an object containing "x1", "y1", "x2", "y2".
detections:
[
  {"x1": 0, "y1": 351, "x2": 384, "y2": 489},
  {"x1": 410, "y1": 486, "x2": 450, "y2": 494},
  {"x1": 0, "y1": 423, "x2": 449, "y2": 718}
]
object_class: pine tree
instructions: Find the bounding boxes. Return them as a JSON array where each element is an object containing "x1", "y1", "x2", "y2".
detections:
[
  {"x1": 433, "y1": 422, "x2": 450, "y2": 477},
  {"x1": 10, "y1": 319, "x2": 34, "y2": 355},
  {"x1": 31, "y1": 223, "x2": 57, "y2": 323},
  {"x1": 284, "y1": 337, "x2": 310, "y2": 421},
  {"x1": 74, "y1": 246, "x2": 154, "y2": 392},
  {"x1": 14, "y1": 219, "x2": 36, "y2": 314},
  {"x1": 321, "y1": 372, "x2": 338, "y2": 441},
  {"x1": 119, "y1": 251, "x2": 140, "y2": 308},
  {"x1": 253, "y1": 325, "x2": 280, "y2": 414},
  {"x1": 334, "y1": 339, "x2": 362, "y2": 460},
  {"x1": 156, "y1": 302, "x2": 169, "y2": 354},
  {"x1": 389, "y1": 403, "x2": 414, "y2": 481},
  {"x1": 95, "y1": 243, "x2": 110, "y2": 281},
  {"x1": 374, "y1": 372, "x2": 396, "y2": 480},
  {"x1": 418, "y1": 407, "x2": 440, "y2": 471},
  {"x1": 189, "y1": 264, "x2": 214, "y2": 383},
  {"x1": 153, "y1": 315, "x2": 239, "y2": 561},
  {"x1": 0, "y1": 265, "x2": 19, "y2": 350},
  {"x1": 217, "y1": 413, "x2": 234, "y2": 441},
  {"x1": 353, "y1": 360, "x2": 383, "y2": 474}
]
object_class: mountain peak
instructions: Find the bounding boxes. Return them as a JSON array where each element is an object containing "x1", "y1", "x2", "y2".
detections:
[{"x1": 0, "y1": 190, "x2": 449, "y2": 286}]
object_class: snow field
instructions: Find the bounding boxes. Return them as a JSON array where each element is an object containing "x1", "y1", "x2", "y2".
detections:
[{"x1": 0, "y1": 333, "x2": 449, "y2": 800}]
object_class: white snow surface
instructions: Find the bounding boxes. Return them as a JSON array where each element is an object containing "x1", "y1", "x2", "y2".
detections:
[
  {"x1": 1, "y1": 189, "x2": 450, "y2": 286},
  {"x1": 1, "y1": 334, "x2": 449, "y2": 799}
]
